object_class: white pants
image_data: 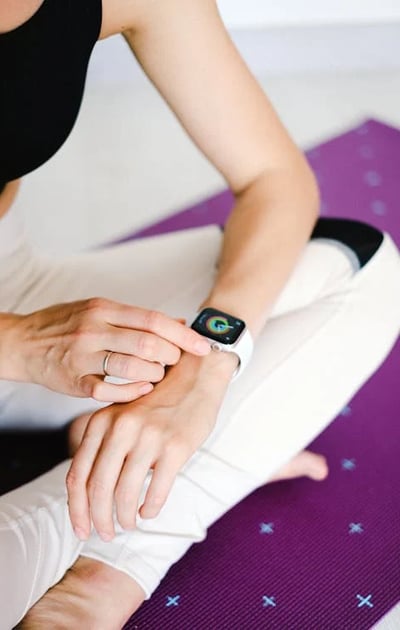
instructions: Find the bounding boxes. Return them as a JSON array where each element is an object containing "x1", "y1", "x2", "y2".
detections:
[{"x1": 1, "y1": 204, "x2": 400, "y2": 629}]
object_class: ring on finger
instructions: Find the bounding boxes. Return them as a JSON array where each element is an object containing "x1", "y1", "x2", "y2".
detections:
[{"x1": 102, "y1": 350, "x2": 113, "y2": 376}]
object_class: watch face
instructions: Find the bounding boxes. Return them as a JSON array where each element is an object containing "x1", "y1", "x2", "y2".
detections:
[{"x1": 191, "y1": 308, "x2": 246, "y2": 345}]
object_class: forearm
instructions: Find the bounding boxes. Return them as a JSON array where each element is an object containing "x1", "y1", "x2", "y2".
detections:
[
  {"x1": 0, "y1": 312, "x2": 24, "y2": 380},
  {"x1": 200, "y1": 157, "x2": 319, "y2": 338}
]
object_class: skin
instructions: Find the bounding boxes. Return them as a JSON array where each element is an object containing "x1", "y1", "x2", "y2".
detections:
[{"x1": 0, "y1": 0, "x2": 324, "y2": 627}]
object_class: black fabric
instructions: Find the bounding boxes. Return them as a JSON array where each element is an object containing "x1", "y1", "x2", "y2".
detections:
[
  {"x1": 0, "y1": 0, "x2": 102, "y2": 190},
  {"x1": 309, "y1": 216, "x2": 384, "y2": 268},
  {"x1": 0, "y1": 427, "x2": 70, "y2": 495}
]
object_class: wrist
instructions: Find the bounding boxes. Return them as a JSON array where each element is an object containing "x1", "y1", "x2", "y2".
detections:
[
  {"x1": 190, "y1": 306, "x2": 253, "y2": 380},
  {"x1": 194, "y1": 348, "x2": 239, "y2": 380},
  {"x1": 165, "y1": 349, "x2": 238, "y2": 392},
  {"x1": 197, "y1": 296, "x2": 257, "y2": 338}
]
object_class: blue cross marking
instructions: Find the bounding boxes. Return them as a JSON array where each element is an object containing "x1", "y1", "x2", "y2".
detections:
[
  {"x1": 260, "y1": 522, "x2": 274, "y2": 534},
  {"x1": 357, "y1": 594, "x2": 373, "y2": 608},
  {"x1": 262, "y1": 596, "x2": 276, "y2": 607},
  {"x1": 359, "y1": 144, "x2": 374, "y2": 159},
  {"x1": 371, "y1": 200, "x2": 387, "y2": 216},
  {"x1": 364, "y1": 170, "x2": 382, "y2": 187},
  {"x1": 340, "y1": 405, "x2": 352, "y2": 417},
  {"x1": 342, "y1": 458, "x2": 356, "y2": 470},
  {"x1": 349, "y1": 523, "x2": 363, "y2": 534},
  {"x1": 166, "y1": 595, "x2": 180, "y2": 607}
]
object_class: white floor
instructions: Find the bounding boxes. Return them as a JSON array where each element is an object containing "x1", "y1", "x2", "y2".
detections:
[{"x1": 15, "y1": 59, "x2": 400, "y2": 256}]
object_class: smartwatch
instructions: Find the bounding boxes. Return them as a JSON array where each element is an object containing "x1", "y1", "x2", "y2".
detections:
[{"x1": 190, "y1": 307, "x2": 253, "y2": 380}]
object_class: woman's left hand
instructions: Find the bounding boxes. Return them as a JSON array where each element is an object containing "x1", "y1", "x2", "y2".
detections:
[{"x1": 66, "y1": 349, "x2": 238, "y2": 541}]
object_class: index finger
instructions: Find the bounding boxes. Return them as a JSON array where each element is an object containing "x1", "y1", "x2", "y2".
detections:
[
  {"x1": 105, "y1": 303, "x2": 211, "y2": 357},
  {"x1": 66, "y1": 430, "x2": 103, "y2": 539}
]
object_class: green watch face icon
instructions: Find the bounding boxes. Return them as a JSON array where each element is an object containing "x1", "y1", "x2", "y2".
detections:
[
  {"x1": 191, "y1": 308, "x2": 246, "y2": 345},
  {"x1": 206, "y1": 316, "x2": 233, "y2": 335}
]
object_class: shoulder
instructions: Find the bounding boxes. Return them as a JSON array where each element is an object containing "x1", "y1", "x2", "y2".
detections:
[
  {"x1": 0, "y1": 0, "x2": 44, "y2": 34},
  {"x1": 0, "y1": 0, "x2": 158, "y2": 40}
]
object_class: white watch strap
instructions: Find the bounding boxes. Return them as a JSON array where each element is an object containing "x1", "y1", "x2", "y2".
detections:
[
  {"x1": 229, "y1": 328, "x2": 253, "y2": 380},
  {"x1": 210, "y1": 328, "x2": 253, "y2": 380}
]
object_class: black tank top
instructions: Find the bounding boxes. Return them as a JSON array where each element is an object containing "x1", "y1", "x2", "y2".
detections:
[{"x1": 0, "y1": 0, "x2": 102, "y2": 193}]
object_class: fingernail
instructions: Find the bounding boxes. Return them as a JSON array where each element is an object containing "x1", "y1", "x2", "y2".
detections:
[
  {"x1": 195, "y1": 340, "x2": 211, "y2": 354},
  {"x1": 140, "y1": 505, "x2": 158, "y2": 519},
  {"x1": 99, "y1": 531, "x2": 113, "y2": 542},
  {"x1": 140, "y1": 383, "x2": 154, "y2": 395},
  {"x1": 74, "y1": 527, "x2": 88, "y2": 541}
]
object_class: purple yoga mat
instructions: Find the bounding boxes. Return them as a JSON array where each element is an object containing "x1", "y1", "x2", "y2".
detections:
[{"x1": 123, "y1": 119, "x2": 400, "y2": 629}]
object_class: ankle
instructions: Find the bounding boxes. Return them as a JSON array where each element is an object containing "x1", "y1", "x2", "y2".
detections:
[
  {"x1": 70, "y1": 556, "x2": 147, "y2": 619},
  {"x1": 21, "y1": 557, "x2": 146, "y2": 629}
]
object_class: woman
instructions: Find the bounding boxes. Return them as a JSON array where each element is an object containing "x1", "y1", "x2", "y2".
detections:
[{"x1": 1, "y1": 1, "x2": 399, "y2": 628}]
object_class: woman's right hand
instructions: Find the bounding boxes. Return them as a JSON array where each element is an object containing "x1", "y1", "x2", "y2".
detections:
[{"x1": 1, "y1": 298, "x2": 211, "y2": 402}]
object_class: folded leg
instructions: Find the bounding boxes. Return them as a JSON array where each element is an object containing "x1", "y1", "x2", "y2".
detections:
[
  {"x1": 1, "y1": 211, "x2": 399, "y2": 627},
  {"x1": 80, "y1": 225, "x2": 400, "y2": 598}
]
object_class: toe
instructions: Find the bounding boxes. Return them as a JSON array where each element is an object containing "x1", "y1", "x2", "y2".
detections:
[{"x1": 303, "y1": 452, "x2": 329, "y2": 481}]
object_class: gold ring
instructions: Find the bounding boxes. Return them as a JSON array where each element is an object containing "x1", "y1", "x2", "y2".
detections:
[{"x1": 102, "y1": 351, "x2": 113, "y2": 376}]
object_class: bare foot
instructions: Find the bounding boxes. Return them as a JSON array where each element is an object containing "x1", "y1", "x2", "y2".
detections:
[
  {"x1": 20, "y1": 557, "x2": 146, "y2": 630},
  {"x1": 268, "y1": 450, "x2": 328, "y2": 483}
]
